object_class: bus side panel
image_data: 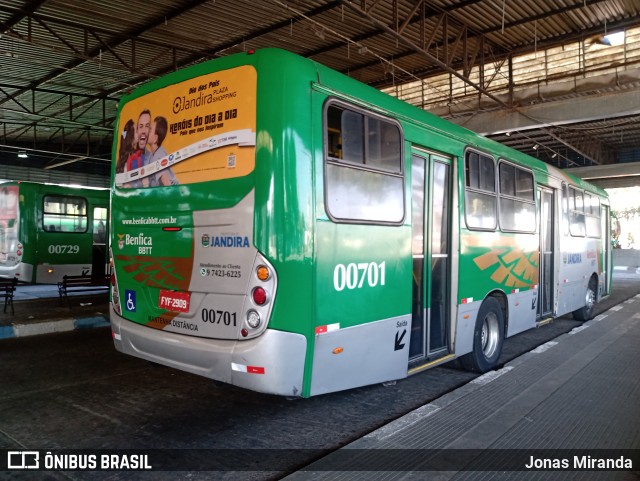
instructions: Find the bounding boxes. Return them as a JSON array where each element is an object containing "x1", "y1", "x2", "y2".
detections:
[
  {"x1": 556, "y1": 235, "x2": 599, "y2": 316},
  {"x1": 310, "y1": 221, "x2": 411, "y2": 395},
  {"x1": 251, "y1": 52, "x2": 317, "y2": 394},
  {"x1": 458, "y1": 231, "x2": 539, "y2": 335},
  {"x1": 35, "y1": 228, "x2": 94, "y2": 283},
  {"x1": 454, "y1": 302, "x2": 480, "y2": 357},
  {"x1": 2, "y1": 183, "x2": 109, "y2": 284},
  {"x1": 35, "y1": 190, "x2": 102, "y2": 284},
  {"x1": 310, "y1": 315, "x2": 410, "y2": 396}
]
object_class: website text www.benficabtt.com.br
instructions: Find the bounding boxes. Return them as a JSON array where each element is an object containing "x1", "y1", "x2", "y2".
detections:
[{"x1": 122, "y1": 216, "x2": 177, "y2": 226}]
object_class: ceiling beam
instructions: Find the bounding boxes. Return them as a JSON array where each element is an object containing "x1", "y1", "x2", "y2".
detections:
[
  {"x1": 340, "y1": 0, "x2": 509, "y2": 107},
  {"x1": 441, "y1": 82, "x2": 640, "y2": 135},
  {"x1": 366, "y1": 16, "x2": 640, "y2": 89},
  {"x1": 0, "y1": 0, "x2": 212, "y2": 108}
]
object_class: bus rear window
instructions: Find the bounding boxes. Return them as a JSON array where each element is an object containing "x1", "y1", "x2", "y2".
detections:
[{"x1": 43, "y1": 195, "x2": 88, "y2": 233}]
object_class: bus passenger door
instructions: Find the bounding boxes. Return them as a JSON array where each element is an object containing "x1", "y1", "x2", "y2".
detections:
[
  {"x1": 91, "y1": 206, "x2": 108, "y2": 279},
  {"x1": 538, "y1": 187, "x2": 554, "y2": 319},
  {"x1": 410, "y1": 151, "x2": 451, "y2": 363}
]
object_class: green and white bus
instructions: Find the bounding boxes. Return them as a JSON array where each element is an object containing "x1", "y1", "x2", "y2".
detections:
[
  {"x1": 0, "y1": 181, "x2": 109, "y2": 284},
  {"x1": 109, "y1": 49, "x2": 611, "y2": 397}
]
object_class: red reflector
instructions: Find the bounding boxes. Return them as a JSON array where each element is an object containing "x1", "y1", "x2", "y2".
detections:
[
  {"x1": 247, "y1": 366, "x2": 265, "y2": 374},
  {"x1": 162, "y1": 227, "x2": 182, "y2": 231},
  {"x1": 252, "y1": 287, "x2": 267, "y2": 305},
  {"x1": 110, "y1": 273, "x2": 115, "y2": 286}
]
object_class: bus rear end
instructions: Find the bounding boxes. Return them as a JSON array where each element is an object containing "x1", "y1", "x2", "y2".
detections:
[{"x1": 109, "y1": 52, "x2": 308, "y2": 396}]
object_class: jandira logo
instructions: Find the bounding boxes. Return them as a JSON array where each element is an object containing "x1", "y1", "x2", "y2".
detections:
[{"x1": 202, "y1": 234, "x2": 210, "y2": 247}]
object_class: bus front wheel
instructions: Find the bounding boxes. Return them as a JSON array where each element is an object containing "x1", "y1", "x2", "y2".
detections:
[
  {"x1": 573, "y1": 276, "x2": 597, "y2": 322},
  {"x1": 460, "y1": 297, "x2": 505, "y2": 373}
]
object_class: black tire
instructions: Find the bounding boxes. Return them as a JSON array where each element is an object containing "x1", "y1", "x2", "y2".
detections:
[
  {"x1": 573, "y1": 276, "x2": 597, "y2": 322},
  {"x1": 460, "y1": 297, "x2": 505, "y2": 373}
]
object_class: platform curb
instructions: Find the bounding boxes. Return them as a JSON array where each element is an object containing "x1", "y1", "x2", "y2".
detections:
[{"x1": 0, "y1": 315, "x2": 110, "y2": 339}]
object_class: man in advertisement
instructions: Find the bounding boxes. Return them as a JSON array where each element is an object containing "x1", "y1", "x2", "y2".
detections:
[{"x1": 147, "y1": 116, "x2": 178, "y2": 187}]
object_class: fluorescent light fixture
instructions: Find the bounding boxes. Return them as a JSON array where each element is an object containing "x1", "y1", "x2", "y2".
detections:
[
  {"x1": 17, "y1": 150, "x2": 27, "y2": 158},
  {"x1": 533, "y1": 144, "x2": 539, "y2": 150},
  {"x1": 604, "y1": 31, "x2": 625, "y2": 47}
]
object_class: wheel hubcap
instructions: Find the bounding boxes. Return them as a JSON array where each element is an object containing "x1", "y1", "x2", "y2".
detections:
[
  {"x1": 585, "y1": 287, "x2": 595, "y2": 311},
  {"x1": 482, "y1": 312, "x2": 499, "y2": 358}
]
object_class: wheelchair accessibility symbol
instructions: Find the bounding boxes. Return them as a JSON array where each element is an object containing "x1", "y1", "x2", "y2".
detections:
[{"x1": 125, "y1": 290, "x2": 136, "y2": 312}]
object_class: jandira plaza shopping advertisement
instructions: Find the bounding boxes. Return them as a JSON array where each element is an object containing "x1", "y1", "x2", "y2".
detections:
[{"x1": 114, "y1": 65, "x2": 256, "y2": 188}]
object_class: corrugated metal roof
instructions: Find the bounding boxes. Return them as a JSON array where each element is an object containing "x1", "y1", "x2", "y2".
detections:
[{"x1": 0, "y1": 0, "x2": 639, "y2": 180}]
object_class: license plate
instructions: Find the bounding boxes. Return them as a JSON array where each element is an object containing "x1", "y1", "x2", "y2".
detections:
[{"x1": 158, "y1": 290, "x2": 190, "y2": 313}]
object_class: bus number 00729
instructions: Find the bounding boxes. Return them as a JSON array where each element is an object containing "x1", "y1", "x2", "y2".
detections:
[
  {"x1": 48, "y1": 244, "x2": 80, "y2": 254},
  {"x1": 333, "y1": 262, "x2": 386, "y2": 292}
]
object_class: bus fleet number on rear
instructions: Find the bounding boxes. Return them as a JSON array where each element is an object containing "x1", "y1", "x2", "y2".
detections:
[{"x1": 333, "y1": 262, "x2": 386, "y2": 292}]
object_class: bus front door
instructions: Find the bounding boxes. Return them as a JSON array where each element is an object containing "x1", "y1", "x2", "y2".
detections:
[{"x1": 410, "y1": 151, "x2": 451, "y2": 364}]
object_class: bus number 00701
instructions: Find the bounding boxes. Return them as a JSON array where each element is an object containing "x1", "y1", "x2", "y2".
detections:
[
  {"x1": 201, "y1": 309, "x2": 237, "y2": 326},
  {"x1": 333, "y1": 262, "x2": 386, "y2": 292}
]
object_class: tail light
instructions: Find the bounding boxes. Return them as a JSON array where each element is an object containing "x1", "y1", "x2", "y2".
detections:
[
  {"x1": 256, "y1": 265, "x2": 270, "y2": 281},
  {"x1": 252, "y1": 287, "x2": 267, "y2": 305},
  {"x1": 241, "y1": 255, "x2": 276, "y2": 339},
  {"x1": 246, "y1": 310, "x2": 261, "y2": 328}
]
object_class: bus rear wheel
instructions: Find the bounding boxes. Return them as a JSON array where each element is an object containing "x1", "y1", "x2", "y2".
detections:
[
  {"x1": 573, "y1": 276, "x2": 597, "y2": 322},
  {"x1": 460, "y1": 297, "x2": 505, "y2": 373}
]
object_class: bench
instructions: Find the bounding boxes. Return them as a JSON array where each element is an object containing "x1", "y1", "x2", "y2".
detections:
[
  {"x1": 0, "y1": 277, "x2": 18, "y2": 315},
  {"x1": 58, "y1": 274, "x2": 110, "y2": 306}
]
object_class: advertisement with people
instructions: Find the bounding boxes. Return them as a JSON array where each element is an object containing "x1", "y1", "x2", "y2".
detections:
[{"x1": 114, "y1": 65, "x2": 257, "y2": 188}]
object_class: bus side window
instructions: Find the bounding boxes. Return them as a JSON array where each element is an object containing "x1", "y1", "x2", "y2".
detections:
[
  {"x1": 568, "y1": 187, "x2": 586, "y2": 237},
  {"x1": 464, "y1": 150, "x2": 497, "y2": 230},
  {"x1": 93, "y1": 207, "x2": 108, "y2": 244},
  {"x1": 324, "y1": 102, "x2": 404, "y2": 224},
  {"x1": 562, "y1": 183, "x2": 570, "y2": 235},
  {"x1": 43, "y1": 195, "x2": 88, "y2": 233},
  {"x1": 584, "y1": 192, "x2": 601, "y2": 238},
  {"x1": 498, "y1": 161, "x2": 535, "y2": 232},
  {"x1": 340, "y1": 109, "x2": 364, "y2": 164}
]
